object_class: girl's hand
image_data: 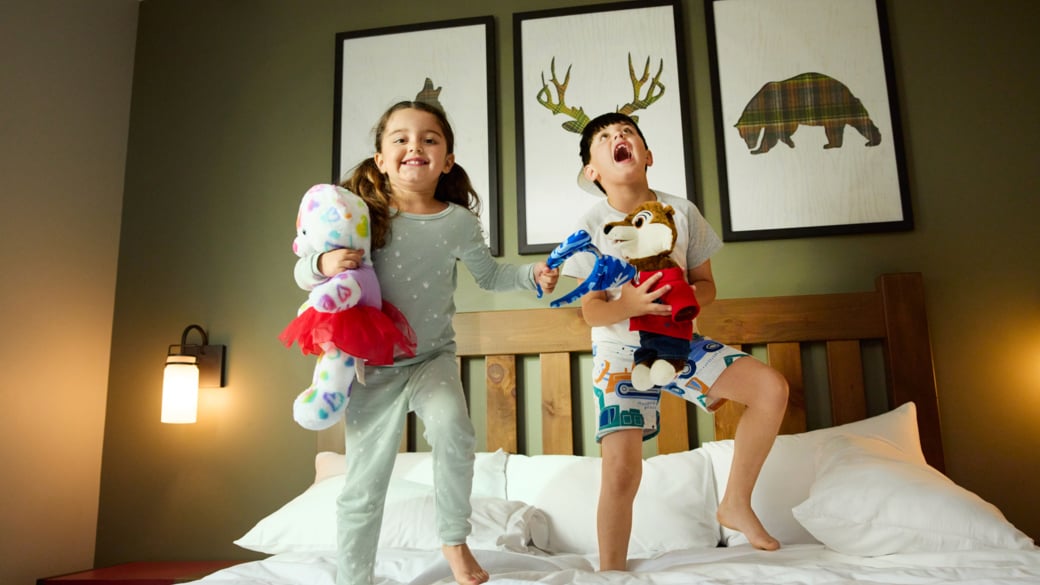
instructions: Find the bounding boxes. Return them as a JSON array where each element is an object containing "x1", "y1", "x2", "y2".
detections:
[
  {"x1": 619, "y1": 272, "x2": 672, "y2": 318},
  {"x1": 318, "y1": 248, "x2": 364, "y2": 277},
  {"x1": 534, "y1": 262, "x2": 560, "y2": 294}
]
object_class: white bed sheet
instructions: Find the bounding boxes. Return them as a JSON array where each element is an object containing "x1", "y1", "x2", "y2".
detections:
[{"x1": 187, "y1": 544, "x2": 1040, "y2": 585}]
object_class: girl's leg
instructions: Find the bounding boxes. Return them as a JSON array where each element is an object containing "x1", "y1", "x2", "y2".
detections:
[
  {"x1": 409, "y1": 352, "x2": 487, "y2": 585},
  {"x1": 335, "y1": 366, "x2": 409, "y2": 585},
  {"x1": 706, "y1": 357, "x2": 788, "y2": 550}
]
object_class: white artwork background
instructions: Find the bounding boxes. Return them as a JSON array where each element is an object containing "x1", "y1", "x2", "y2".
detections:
[
  {"x1": 519, "y1": 4, "x2": 688, "y2": 248},
  {"x1": 338, "y1": 24, "x2": 493, "y2": 247},
  {"x1": 713, "y1": 0, "x2": 903, "y2": 232}
]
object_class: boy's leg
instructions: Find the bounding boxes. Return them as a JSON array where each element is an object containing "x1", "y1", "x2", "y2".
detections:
[
  {"x1": 409, "y1": 352, "x2": 488, "y2": 585},
  {"x1": 597, "y1": 428, "x2": 643, "y2": 571},
  {"x1": 591, "y1": 341, "x2": 660, "y2": 571},
  {"x1": 706, "y1": 357, "x2": 788, "y2": 550}
]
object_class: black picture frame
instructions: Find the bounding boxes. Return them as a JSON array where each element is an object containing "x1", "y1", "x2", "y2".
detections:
[
  {"x1": 514, "y1": 0, "x2": 695, "y2": 254},
  {"x1": 333, "y1": 17, "x2": 501, "y2": 255},
  {"x1": 705, "y1": 0, "x2": 912, "y2": 242}
]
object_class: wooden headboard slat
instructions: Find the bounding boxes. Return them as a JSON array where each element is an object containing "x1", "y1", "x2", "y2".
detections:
[
  {"x1": 486, "y1": 355, "x2": 518, "y2": 453},
  {"x1": 712, "y1": 401, "x2": 744, "y2": 442},
  {"x1": 827, "y1": 340, "x2": 867, "y2": 426},
  {"x1": 769, "y1": 342, "x2": 809, "y2": 436},
  {"x1": 540, "y1": 352, "x2": 573, "y2": 455},
  {"x1": 658, "y1": 393, "x2": 691, "y2": 454}
]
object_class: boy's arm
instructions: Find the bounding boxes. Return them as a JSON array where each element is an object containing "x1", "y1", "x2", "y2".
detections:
[
  {"x1": 578, "y1": 272, "x2": 672, "y2": 327},
  {"x1": 687, "y1": 259, "x2": 717, "y2": 308}
]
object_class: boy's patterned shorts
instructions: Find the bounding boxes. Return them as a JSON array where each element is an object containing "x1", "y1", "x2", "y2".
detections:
[{"x1": 592, "y1": 335, "x2": 748, "y2": 442}]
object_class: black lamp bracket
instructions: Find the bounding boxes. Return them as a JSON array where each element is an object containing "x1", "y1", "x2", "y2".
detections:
[{"x1": 168, "y1": 324, "x2": 226, "y2": 388}]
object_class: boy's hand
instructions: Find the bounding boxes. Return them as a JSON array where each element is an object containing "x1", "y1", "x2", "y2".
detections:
[
  {"x1": 534, "y1": 262, "x2": 560, "y2": 294},
  {"x1": 620, "y1": 272, "x2": 672, "y2": 318},
  {"x1": 318, "y1": 248, "x2": 364, "y2": 277}
]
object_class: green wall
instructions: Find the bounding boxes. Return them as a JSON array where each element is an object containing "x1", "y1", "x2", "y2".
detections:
[{"x1": 96, "y1": 0, "x2": 1040, "y2": 564}]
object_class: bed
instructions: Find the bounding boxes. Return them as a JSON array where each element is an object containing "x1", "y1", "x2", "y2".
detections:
[{"x1": 192, "y1": 272, "x2": 1039, "y2": 585}]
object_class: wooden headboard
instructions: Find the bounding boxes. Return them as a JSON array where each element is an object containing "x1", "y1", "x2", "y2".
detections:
[{"x1": 318, "y1": 272, "x2": 944, "y2": 471}]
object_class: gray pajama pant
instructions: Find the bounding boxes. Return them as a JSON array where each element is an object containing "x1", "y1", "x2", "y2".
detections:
[{"x1": 335, "y1": 350, "x2": 476, "y2": 585}]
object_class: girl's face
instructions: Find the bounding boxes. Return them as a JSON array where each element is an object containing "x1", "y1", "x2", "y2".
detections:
[
  {"x1": 374, "y1": 108, "x2": 455, "y2": 194},
  {"x1": 582, "y1": 121, "x2": 653, "y2": 188}
]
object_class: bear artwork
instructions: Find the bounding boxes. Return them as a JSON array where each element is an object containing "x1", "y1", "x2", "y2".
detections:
[{"x1": 736, "y1": 72, "x2": 882, "y2": 155}]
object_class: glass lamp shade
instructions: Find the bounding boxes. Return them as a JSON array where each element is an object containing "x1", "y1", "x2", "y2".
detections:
[{"x1": 161, "y1": 355, "x2": 199, "y2": 424}]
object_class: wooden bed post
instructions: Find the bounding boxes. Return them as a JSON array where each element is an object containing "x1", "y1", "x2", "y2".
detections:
[{"x1": 877, "y1": 272, "x2": 946, "y2": 471}]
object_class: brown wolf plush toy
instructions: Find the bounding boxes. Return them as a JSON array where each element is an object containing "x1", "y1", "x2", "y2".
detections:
[{"x1": 604, "y1": 201, "x2": 699, "y2": 391}]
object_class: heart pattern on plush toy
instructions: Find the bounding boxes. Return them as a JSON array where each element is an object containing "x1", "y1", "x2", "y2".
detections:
[{"x1": 335, "y1": 283, "x2": 355, "y2": 303}]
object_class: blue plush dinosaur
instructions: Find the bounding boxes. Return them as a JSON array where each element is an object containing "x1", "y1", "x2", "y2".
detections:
[{"x1": 537, "y1": 229, "x2": 636, "y2": 307}]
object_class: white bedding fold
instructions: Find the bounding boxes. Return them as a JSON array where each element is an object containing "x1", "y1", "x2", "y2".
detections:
[{"x1": 187, "y1": 545, "x2": 1040, "y2": 585}]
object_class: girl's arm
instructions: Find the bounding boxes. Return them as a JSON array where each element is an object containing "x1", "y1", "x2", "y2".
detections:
[
  {"x1": 293, "y1": 249, "x2": 364, "y2": 291},
  {"x1": 456, "y1": 213, "x2": 542, "y2": 293}
]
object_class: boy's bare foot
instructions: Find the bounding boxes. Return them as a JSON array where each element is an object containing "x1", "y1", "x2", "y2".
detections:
[
  {"x1": 441, "y1": 543, "x2": 489, "y2": 585},
  {"x1": 717, "y1": 503, "x2": 780, "y2": 551}
]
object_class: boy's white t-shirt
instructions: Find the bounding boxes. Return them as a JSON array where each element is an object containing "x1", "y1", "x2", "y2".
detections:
[{"x1": 560, "y1": 191, "x2": 723, "y2": 345}]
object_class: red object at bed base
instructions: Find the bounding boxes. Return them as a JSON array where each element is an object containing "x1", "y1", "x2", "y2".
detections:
[{"x1": 37, "y1": 560, "x2": 240, "y2": 585}]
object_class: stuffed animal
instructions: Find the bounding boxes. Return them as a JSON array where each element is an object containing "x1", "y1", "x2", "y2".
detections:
[
  {"x1": 604, "y1": 201, "x2": 699, "y2": 391},
  {"x1": 279, "y1": 184, "x2": 416, "y2": 430}
]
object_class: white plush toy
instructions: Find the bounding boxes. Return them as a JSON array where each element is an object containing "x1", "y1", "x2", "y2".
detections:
[{"x1": 279, "y1": 184, "x2": 415, "y2": 430}]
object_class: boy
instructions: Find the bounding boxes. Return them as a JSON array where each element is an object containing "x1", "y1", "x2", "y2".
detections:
[{"x1": 561, "y1": 112, "x2": 789, "y2": 571}]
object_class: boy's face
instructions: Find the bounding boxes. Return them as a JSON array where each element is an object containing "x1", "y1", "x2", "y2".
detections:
[{"x1": 582, "y1": 122, "x2": 653, "y2": 190}]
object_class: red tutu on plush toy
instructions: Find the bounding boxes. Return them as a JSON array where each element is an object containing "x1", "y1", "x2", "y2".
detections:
[{"x1": 279, "y1": 279, "x2": 415, "y2": 366}]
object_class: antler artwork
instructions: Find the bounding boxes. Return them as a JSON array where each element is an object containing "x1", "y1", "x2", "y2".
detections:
[{"x1": 537, "y1": 53, "x2": 666, "y2": 133}]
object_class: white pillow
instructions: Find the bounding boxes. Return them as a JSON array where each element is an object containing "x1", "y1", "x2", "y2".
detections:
[
  {"x1": 313, "y1": 449, "x2": 508, "y2": 499},
  {"x1": 700, "y1": 401, "x2": 925, "y2": 546},
  {"x1": 236, "y1": 450, "x2": 527, "y2": 554},
  {"x1": 792, "y1": 434, "x2": 1035, "y2": 556},
  {"x1": 235, "y1": 476, "x2": 548, "y2": 554},
  {"x1": 505, "y1": 449, "x2": 720, "y2": 555}
]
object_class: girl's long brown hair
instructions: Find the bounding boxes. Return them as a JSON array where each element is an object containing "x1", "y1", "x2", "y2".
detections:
[{"x1": 340, "y1": 101, "x2": 481, "y2": 250}]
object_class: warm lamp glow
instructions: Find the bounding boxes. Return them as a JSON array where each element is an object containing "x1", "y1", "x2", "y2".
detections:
[
  {"x1": 160, "y1": 324, "x2": 226, "y2": 424},
  {"x1": 161, "y1": 355, "x2": 199, "y2": 424}
]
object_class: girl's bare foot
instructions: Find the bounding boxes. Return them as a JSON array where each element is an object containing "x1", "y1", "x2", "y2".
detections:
[
  {"x1": 441, "y1": 543, "x2": 489, "y2": 585},
  {"x1": 717, "y1": 503, "x2": 780, "y2": 551}
]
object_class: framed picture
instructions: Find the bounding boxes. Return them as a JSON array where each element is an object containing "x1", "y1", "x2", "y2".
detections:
[
  {"x1": 333, "y1": 17, "x2": 500, "y2": 255},
  {"x1": 514, "y1": 0, "x2": 694, "y2": 254},
  {"x1": 706, "y1": 0, "x2": 912, "y2": 241}
]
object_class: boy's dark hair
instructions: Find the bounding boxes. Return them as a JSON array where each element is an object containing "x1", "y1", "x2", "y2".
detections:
[{"x1": 579, "y1": 112, "x2": 649, "y2": 165}]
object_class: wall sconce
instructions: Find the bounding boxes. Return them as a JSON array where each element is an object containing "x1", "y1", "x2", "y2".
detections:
[{"x1": 161, "y1": 324, "x2": 226, "y2": 424}]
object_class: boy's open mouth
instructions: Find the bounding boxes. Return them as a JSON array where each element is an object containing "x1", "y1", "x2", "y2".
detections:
[{"x1": 613, "y1": 143, "x2": 632, "y2": 163}]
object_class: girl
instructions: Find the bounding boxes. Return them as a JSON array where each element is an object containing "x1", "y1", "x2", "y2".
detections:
[{"x1": 293, "y1": 100, "x2": 558, "y2": 585}]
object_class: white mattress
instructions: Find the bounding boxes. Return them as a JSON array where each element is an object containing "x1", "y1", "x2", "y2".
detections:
[{"x1": 187, "y1": 544, "x2": 1040, "y2": 585}]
